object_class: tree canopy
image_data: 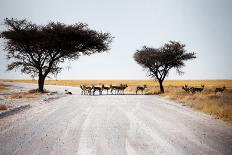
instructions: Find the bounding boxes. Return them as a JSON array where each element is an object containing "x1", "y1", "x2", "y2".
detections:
[
  {"x1": 134, "y1": 41, "x2": 196, "y2": 93},
  {"x1": 1, "y1": 18, "x2": 113, "y2": 92}
]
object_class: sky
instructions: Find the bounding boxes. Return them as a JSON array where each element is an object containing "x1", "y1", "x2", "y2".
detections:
[{"x1": 0, "y1": 0, "x2": 231, "y2": 80}]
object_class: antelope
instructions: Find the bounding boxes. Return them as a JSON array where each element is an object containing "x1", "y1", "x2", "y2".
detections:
[
  {"x1": 136, "y1": 85, "x2": 147, "y2": 95},
  {"x1": 215, "y1": 86, "x2": 226, "y2": 94},
  {"x1": 190, "y1": 85, "x2": 204, "y2": 93},
  {"x1": 92, "y1": 85, "x2": 102, "y2": 95},
  {"x1": 80, "y1": 85, "x2": 86, "y2": 95},
  {"x1": 84, "y1": 85, "x2": 92, "y2": 95},
  {"x1": 102, "y1": 84, "x2": 110, "y2": 94},
  {"x1": 65, "y1": 89, "x2": 72, "y2": 95},
  {"x1": 182, "y1": 85, "x2": 191, "y2": 93},
  {"x1": 110, "y1": 84, "x2": 122, "y2": 95},
  {"x1": 119, "y1": 84, "x2": 128, "y2": 95}
]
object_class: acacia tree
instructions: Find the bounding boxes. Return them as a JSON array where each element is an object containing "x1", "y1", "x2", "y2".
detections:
[
  {"x1": 134, "y1": 41, "x2": 196, "y2": 93},
  {"x1": 1, "y1": 18, "x2": 112, "y2": 92}
]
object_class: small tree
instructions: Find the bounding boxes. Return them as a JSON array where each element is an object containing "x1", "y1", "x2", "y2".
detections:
[
  {"x1": 1, "y1": 18, "x2": 113, "y2": 92},
  {"x1": 134, "y1": 41, "x2": 196, "y2": 93}
]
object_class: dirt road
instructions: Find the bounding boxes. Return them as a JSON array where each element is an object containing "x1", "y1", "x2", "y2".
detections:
[{"x1": 0, "y1": 83, "x2": 232, "y2": 155}]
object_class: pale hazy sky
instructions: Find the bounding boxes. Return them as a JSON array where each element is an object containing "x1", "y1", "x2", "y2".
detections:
[{"x1": 0, "y1": 0, "x2": 232, "y2": 80}]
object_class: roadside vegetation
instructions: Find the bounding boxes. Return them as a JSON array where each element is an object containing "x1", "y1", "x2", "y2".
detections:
[
  {"x1": 6, "y1": 92, "x2": 37, "y2": 99},
  {"x1": 160, "y1": 86, "x2": 232, "y2": 122},
  {"x1": 0, "y1": 104, "x2": 7, "y2": 110},
  {"x1": 0, "y1": 83, "x2": 44, "y2": 111},
  {"x1": 0, "y1": 82, "x2": 39, "y2": 99},
  {"x1": 0, "y1": 83, "x2": 9, "y2": 91},
  {"x1": 6, "y1": 88, "x2": 50, "y2": 99},
  {"x1": 0, "y1": 83, "x2": 9, "y2": 110}
]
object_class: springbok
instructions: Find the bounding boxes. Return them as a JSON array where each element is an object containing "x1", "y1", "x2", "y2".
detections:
[
  {"x1": 182, "y1": 85, "x2": 191, "y2": 93},
  {"x1": 92, "y1": 85, "x2": 102, "y2": 95},
  {"x1": 80, "y1": 85, "x2": 86, "y2": 95},
  {"x1": 215, "y1": 86, "x2": 226, "y2": 94},
  {"x1": 102, "y1": 84, "x2": 110, "y2": 94},
  {"x1": 190, "y1": 85, "x2": 204, "y2": 93},
  {"x1": 136, "y1": 85, "x2": 147, "y2": 95},
  {"x1": 110, "y1": 84, "x2": 122, "y2": 95},
  {"x1": 84, "y1": 85, "x2": 92, "y2": 95},
  {"x1": 119, "y1": 84, "x2": 128, "y2": 95}
]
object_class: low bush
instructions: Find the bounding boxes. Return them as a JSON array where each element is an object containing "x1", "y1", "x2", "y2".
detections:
[{"x1": 0, "y1": 104, "x2": 7, "y2": 110}]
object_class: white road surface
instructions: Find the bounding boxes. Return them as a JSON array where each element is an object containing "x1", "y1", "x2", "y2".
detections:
[{"x1": 0, "y1": 83, "x2": 232, "y2": 155}]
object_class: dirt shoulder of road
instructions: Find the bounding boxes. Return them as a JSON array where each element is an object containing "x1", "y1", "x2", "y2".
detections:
[{"x1": 0, "y1": 82, "x2": 66, "y2": 118}]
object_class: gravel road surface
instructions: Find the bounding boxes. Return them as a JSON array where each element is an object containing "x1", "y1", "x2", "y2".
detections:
[{"x1": 0, "y1": 83, "x2": 231, "y2": 155}]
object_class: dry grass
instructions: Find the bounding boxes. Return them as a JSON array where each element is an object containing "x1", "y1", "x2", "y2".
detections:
[
  {"x1": 161, "y1": 87, "x2": 232, "y2": 123},
  {"x1": 0, "y1": 104, "x2": 8, "y2": 110},
  {"x1": 28, "y1": 89, "x2": 50, "y2": 93},
  {"x1": 0, "y1": 83, "x2": 9, "y2": 91},
  {"x1": 5, "y1": 88, "x2": 48, "y2": 99},
  {"x1": 2, "y1": 79, "x2": 232, "y2": 122},
  {"x1": 6, "y1": 92, "x2": 37, "y2": 99},
  {"x1": 3, "y1": 79, "x2": 232, "y2": 87}
]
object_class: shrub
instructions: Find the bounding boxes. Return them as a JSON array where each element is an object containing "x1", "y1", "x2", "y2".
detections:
[{"x1": 0, "y1": 104, "x2": 7, "y2": 110}]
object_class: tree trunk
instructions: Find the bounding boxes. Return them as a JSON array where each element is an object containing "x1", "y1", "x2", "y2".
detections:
[
  {"x1": 38, "y1": 75, "x2": 45, "y2": 93},
  {"x1": 158, "y1": 80, "x2": 164, "y2": 93}
]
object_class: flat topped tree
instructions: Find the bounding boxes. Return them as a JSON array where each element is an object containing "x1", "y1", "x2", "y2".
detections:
[
  {"x1": 1, "y1": 18, "x2": 113, "y2": 92},
  {"x1": 134, "y1": 41, "x2": 196, "y2": 93}
]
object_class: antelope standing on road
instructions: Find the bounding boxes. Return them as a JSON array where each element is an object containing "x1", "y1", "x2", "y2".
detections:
[
  {"x1": 102, "y1": 84, "x2": 110, "y2": 94},
  {"x1": 110, "y1": 84, "x2": 122, "y2": 95},
  {"x1": 119, "y1": 84, "x2": 128, "y2": 95},
  {"x1": 84, "y1": 85, "x2": 92, "y2": 95},
  {"x1": 215, "y1": 86, "x2": 226, "y2": 94},
  {"x1": 136, "y1": 85, "x2": 147, "y2": 95},
  {"x1": 92, "y1": 85, "x2": 103, "y2": 95},
  {"x1": 80, "y1": 85, "x2": 86, "y2": 95}
]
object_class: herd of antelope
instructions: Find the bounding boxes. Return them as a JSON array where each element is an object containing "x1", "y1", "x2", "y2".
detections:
[
  {"x1": 80, "y1": 84, "x2": 148, "y2": 95},
  {"x1": 80, "y1": 84, "x2": 127, "y2": 95},
  {"x1": 66, "y1": 83, "x2": 227, "y2": 95},
  {"x1": 182, "y1": 85, "x2": 226, "y2": 94}
]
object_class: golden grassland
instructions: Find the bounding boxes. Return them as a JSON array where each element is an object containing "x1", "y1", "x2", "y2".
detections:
[
  {"x1": 1, "y1": 79, "x2": 232, "y2": 122},
  {"x1": 160, "y1": 87, "x2": 232, "y2": 122},
  {"x1": 2, "y1": 79, "x2": 232, "y2": 88}
]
